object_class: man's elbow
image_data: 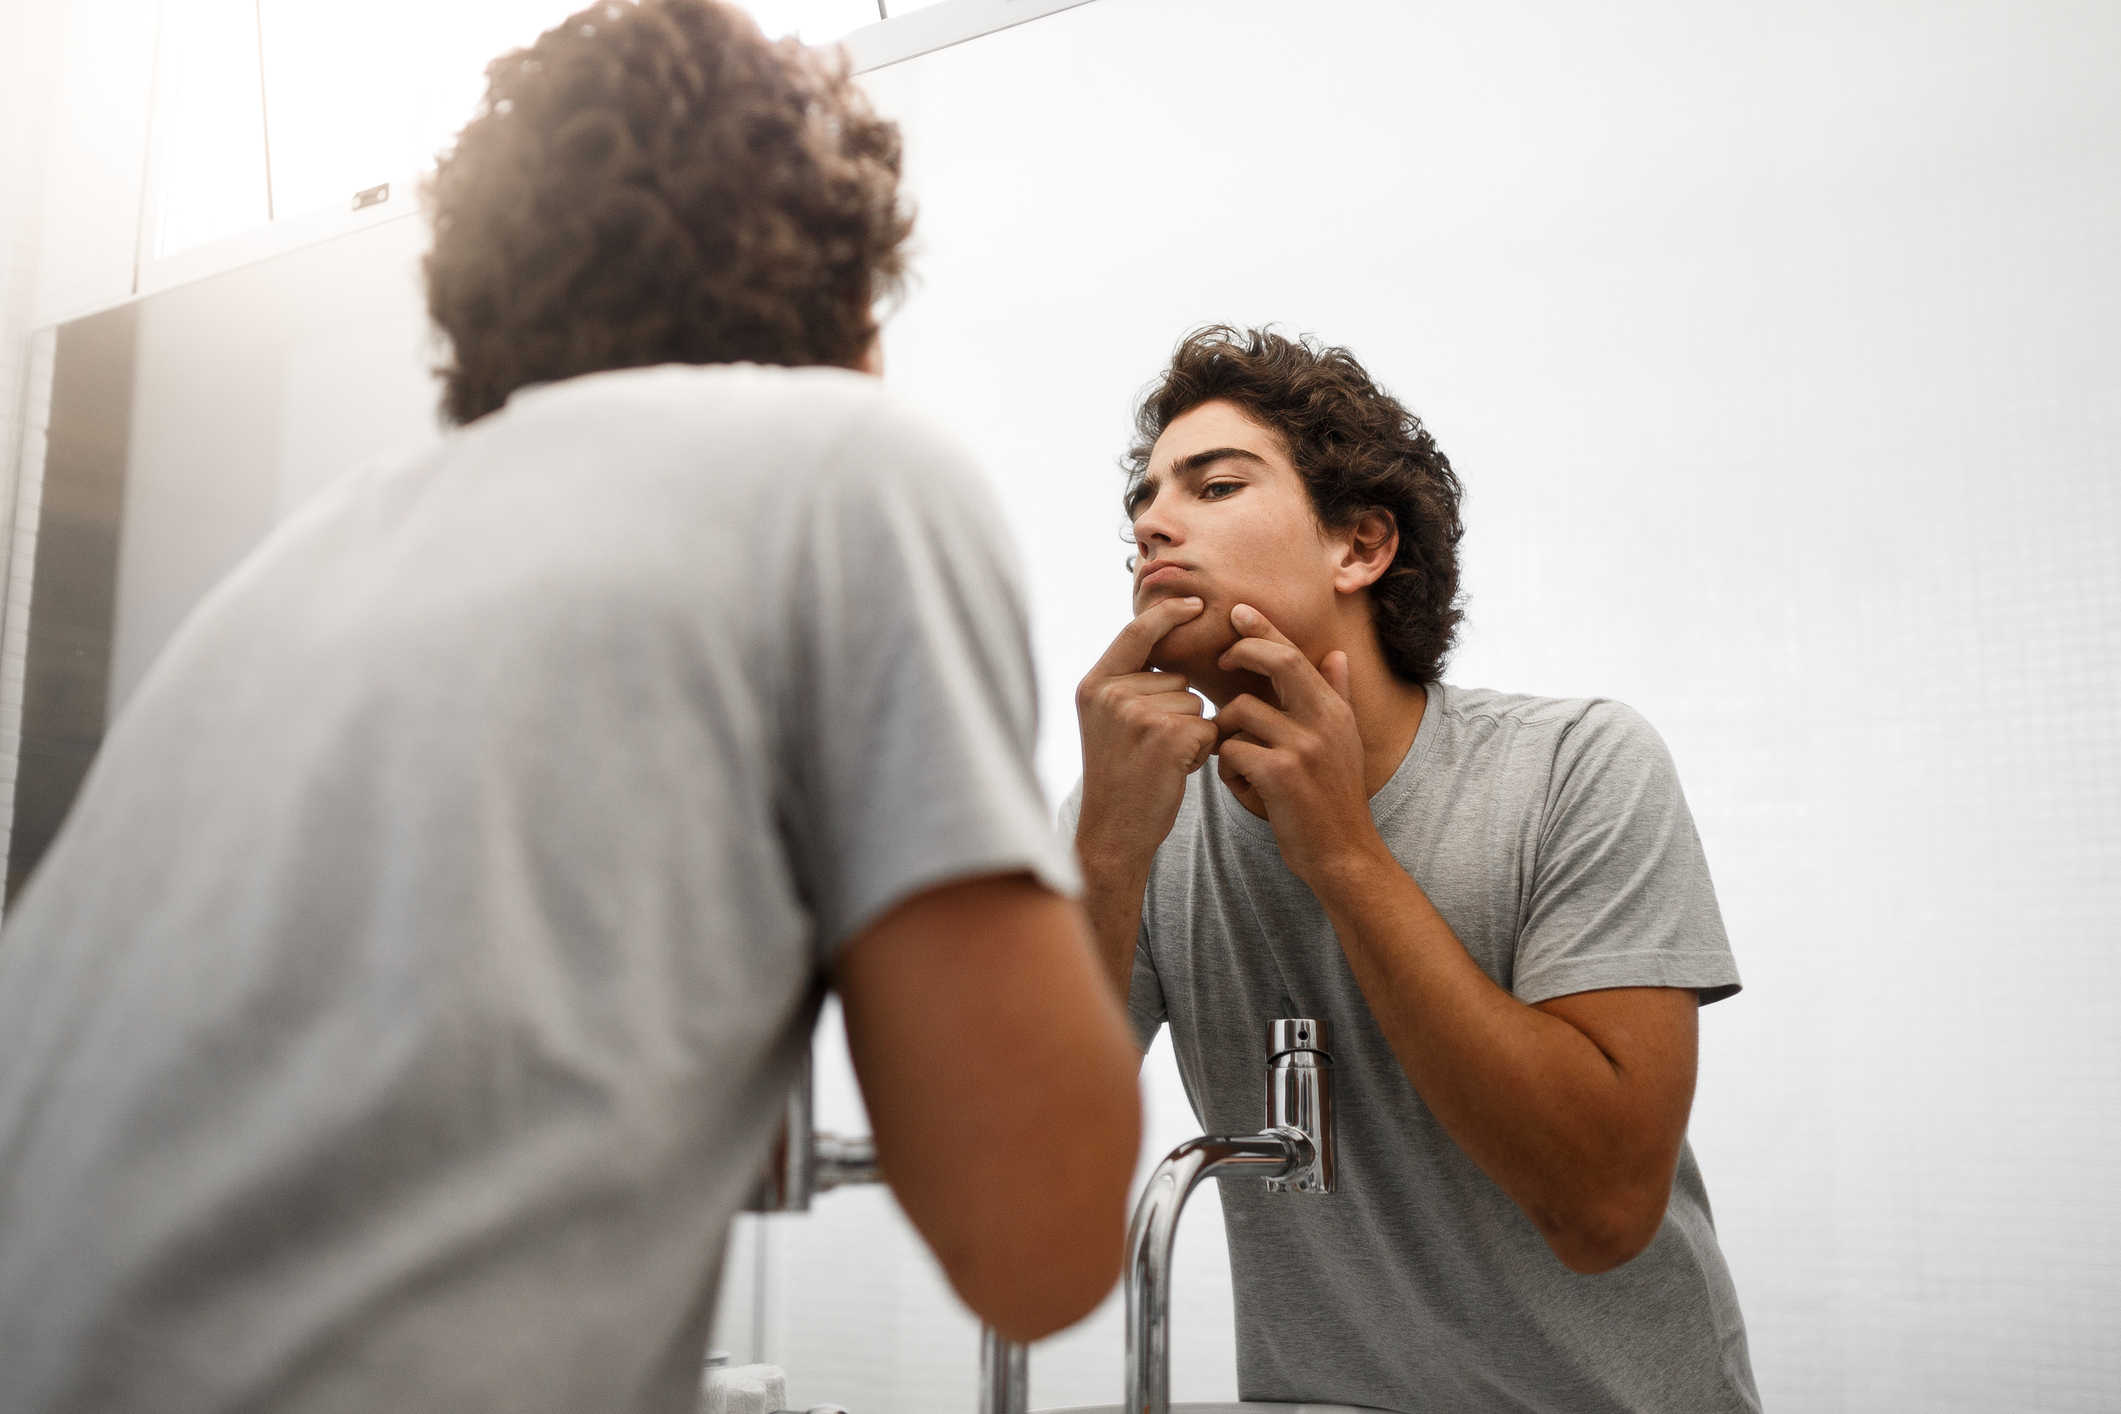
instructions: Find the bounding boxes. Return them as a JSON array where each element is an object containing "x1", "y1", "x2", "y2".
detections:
[
  {"x1": 932, "y1": 1104, "x2": 1138, "y2": 1341},
  {"x1": 949, "y1": 1222, "x2": 1126, "y2": 1343},
  {"x1": 1540, "y1": 1188, "x2": 1671, "y2": 1276}
]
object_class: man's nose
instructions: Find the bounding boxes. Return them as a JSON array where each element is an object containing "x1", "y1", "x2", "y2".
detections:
[{"x1": 1132, "y1": 495, "x2": 1181, "y2": 549}]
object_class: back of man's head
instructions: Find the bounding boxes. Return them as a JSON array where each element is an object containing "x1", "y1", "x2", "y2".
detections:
[{"x1": 425, "y1": 0, "x2": 911, "y2": 425}]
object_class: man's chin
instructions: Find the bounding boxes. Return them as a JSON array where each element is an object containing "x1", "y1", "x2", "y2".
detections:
[{"x1": 1145, "y1": 615, "x2": 1239, "y2": 679}]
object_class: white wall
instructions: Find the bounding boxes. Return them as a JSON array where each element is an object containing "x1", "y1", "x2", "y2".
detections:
[
  {"x1": 29, "y1": 0, "x2": 161, "y2": 327},
  {"x1": 14, "y1": 0, "x2": 2120, "y2": 1411}
]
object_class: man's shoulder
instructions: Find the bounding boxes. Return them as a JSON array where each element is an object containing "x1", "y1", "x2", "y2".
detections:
[
  {"x1": 1434, "y1": 683, "x2": 1663, "y2": 757},
  {"x1": 1426, "y1": 684, "x2": 1685, "y2": 833},
  {"x1": 497, "y1": 364, "x2": 966, "y2": 479},
  {"x1": 1439, "y1": 681, "x2": 1610, "y2": 728},
  {"x1": 504, "y1": 360, "x2": 880, "y2": 418}
]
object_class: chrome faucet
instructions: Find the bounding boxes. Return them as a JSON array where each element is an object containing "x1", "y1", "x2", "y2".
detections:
[
  {"x1": 978, "y1": 1324, "x2": 1028, "y2": 1414},
  {"x1": 1262, "y1": 1017, "x2": 1335, "y2": 1194},
  {"x1": 752, "y1": 1040, "x2": 1036, "y2": 1414},
  {"x1": 1125, "y1": 1017, "x2": 1335, "y2": 1414},
  {"x1": 975, "y1": 1017, "x2": 1337, "y2": 1414},
  {"x1": 747, "y1": 1045, "x2": 882, "y2": 1213},
  {"x1": 754, "y1": 1020, "x2": 1334, "y2": 1414}
]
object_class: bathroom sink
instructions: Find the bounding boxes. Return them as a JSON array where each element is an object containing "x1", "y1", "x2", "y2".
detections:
[{"x1": 1041, "y1": 1405, "x2": 1392, "y2": 1413}]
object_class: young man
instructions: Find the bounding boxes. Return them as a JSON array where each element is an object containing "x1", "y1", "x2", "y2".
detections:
[
  {"x1": 0, "y1": 4, "x2": 1139, "y2": 1412},
  {"x1": 1069, "y1": 326, "x2": 1760, "y2": 1412}
]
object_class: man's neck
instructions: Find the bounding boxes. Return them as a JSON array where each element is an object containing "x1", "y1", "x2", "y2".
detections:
[{"x1": 1345, "y1": 652, "x2": 1428, "y2": 797}]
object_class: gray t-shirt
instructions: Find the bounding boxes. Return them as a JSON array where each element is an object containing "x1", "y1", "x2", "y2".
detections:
[
  {"x1": 0, "y1": 364, "x2": 1077, "y2": 1414},
  {"x1": 1066, "y1": 682, "x2": 1758, "y2": 1413}
]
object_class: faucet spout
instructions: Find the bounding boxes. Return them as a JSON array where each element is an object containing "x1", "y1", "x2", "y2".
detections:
[
  {"x1": 1123, "y1": 1128, "x2": 1312, "y2": 1414},
  {"x1": 1120, "y1": 1018, "x2": 1336, "y2": 1414}
]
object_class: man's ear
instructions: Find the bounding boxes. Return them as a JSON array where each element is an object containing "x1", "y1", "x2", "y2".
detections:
[{"x1": 1332, "y1": 510, "x2": 1398, "y2": 594}]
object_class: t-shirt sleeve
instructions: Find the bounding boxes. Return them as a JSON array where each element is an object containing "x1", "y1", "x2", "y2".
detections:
[
  {"x1": 1058, "y1": 777, "x2": 1166, "y2": 1050},
  {"x1": 779, "y1": 395, "x2": 1080, "y2": 961},
  {"x1": 1512, "y1": 701, "x2": 1741, "y2": 1006}
]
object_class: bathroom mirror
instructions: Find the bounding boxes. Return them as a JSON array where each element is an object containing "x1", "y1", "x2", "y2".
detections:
[{"x1": 4, "y1": 2, "x2": 2115, "y2": 1410}]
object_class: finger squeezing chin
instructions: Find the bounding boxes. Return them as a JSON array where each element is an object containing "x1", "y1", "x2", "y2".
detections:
[
  {"x1": 1218, "y1": 632, "x2": 1315, "y2": 687},
  {"x1": 1212, "y1": 693, "x2": 1287, "y2": 745},
  {"x1": 1095, "y1": 598, "x2": 1204, "y2": 678}
]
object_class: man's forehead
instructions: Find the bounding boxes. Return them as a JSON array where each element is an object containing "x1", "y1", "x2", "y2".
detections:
[{"x1": 1149, "y1": 401, "x2": 1287, "y2": 476}]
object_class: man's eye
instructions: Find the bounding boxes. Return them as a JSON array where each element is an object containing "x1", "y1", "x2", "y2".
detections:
[{"x1": 1201, "y1": 481, "x2": 1241, "y2": 499}]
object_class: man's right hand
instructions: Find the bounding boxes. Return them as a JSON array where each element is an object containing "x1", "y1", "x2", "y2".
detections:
[
  {"x1": 1075, "y1": 597, "x2": 1218, "y2": 866},
  {"x1": 1073, "y1": 597, "x2": 1218, "y2": 993}
]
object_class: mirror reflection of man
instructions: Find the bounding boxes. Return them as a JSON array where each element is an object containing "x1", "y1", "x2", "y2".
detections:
[
  {"x1": 0, "y1": 4, "x2": 1140, "y2": 1411},
  {"x1": 1068, "y1": 326, "x2": 1761, "y2": 1412}
]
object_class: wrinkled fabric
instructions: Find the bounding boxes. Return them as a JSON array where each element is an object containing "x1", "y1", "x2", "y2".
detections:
[
  {"x1": 1066, "y1": 683, "x2": 1758, "y2": 1413},
  {"x1": 0, "y1": 364, "x2": 1074, "y2": 1414}
]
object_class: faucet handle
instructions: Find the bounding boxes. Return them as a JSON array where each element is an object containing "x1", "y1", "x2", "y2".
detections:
[
  {"x1": 1264, "y1": 1017, "x2": 1335, "y2": 1194},
  {"x1": 1268, "y1": 1016, "x2": 1330, "y2": 1058}
]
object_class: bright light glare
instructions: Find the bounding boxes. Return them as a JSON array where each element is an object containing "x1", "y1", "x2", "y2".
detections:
[
  {"x1": 260, "y1": 0, "x2": 589, "y2": 219},
  {"x1": 258, "y1": 2, "x2": 425, "y2": 218},
  {"x1": 412, "y1": 2, "x2": 599, "y2": 175},
  {"x1": 157, "y1": 0, "x2": 898, "y2": 252},
  {"x1": 730, "y1": 0, "x2": 879, "y2": 44},
  {"x1": 155, "y1": 0, "x2": 270, "y2": 256}
]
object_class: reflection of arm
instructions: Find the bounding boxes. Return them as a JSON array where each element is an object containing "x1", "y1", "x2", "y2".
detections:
[
  {"x1": 1068, "y1": 599, "x2": 1220, "y2": 1005},
  {"x1": 1307, "y1": 705, "x2": 1720, "y2": 1275},
  {"x1": 1058, "y1": 783, "x2": 1162, "y2": 1058},
  {"x1": 1076, "y1": 873, "x2": 1171, "y2": 1082},
  {"x1": 1214, "y1": 628, "x2": 1723, "y2": 1273},
  {"x1": 1079, "y1": 855, "x2": 1152, "y2": 1005},
  {"x1": 835, "y1": 872, "x2": 1140, "y2": 1341},
  {"x1": 1316, "y1": 863, "x2": 1698, "y2": 1276}
]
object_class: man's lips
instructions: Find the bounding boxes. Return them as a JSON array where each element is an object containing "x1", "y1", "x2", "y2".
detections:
[{"x1": 1136, "y1": 561, "x2": 1192, "y2": 591}]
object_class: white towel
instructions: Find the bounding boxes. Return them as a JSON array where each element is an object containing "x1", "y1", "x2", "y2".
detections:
[{"x1": 699, "y1": 1362, "x2": 788, "y2": 1414}]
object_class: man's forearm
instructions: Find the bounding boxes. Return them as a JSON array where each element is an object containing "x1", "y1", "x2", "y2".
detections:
[
  {"x1": 838, "y1": 874, "x2": 1140, "y2": 1340},
  {"x1": 1309, "y1": 849, "x2": 1693, "y2": 1274},
  {"x1": 1075, "y1": 844, "x2": 1151, "y2": 1001}
]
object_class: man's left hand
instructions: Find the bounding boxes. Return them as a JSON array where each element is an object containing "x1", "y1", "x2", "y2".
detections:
[
  {"x1": 1214, "y1": 604, "x2": 1387, "y2": 889},
  {"x1": 1216, "y1": 604, "x2": 1696, "y2": 1277}
]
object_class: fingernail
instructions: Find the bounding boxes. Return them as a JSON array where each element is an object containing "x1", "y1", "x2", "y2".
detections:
[
  {"x1": 1182, "y1": 597, "x2": 1202, "y2": 607},
  {"x1": 1232, "y1": 603, "x2": 1254, "y2": 622}
]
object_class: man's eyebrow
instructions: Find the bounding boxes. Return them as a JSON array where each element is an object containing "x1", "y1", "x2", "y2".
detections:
[{"x1": 1168, "y1": 446, "x2": 1271, "y2": 478}]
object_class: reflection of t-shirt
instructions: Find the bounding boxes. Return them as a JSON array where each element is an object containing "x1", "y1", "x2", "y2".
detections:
[
  {"x1": 0, "y1": 364, "x2": 1076, "y2": 1414},
  {"x1": 1065, "y1": 684, "x2": 1759, "y2": 1413}
]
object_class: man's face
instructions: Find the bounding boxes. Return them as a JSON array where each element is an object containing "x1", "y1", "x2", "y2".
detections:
[{"x1": 1127, "y1": 399, "x2": 1347, "y2": 686}]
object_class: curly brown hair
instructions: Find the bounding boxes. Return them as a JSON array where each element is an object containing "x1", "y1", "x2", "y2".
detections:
[
  {"x1": 424, "y1": 0, "x2": 912, "y2": 425},
  {"x1": 1125, "y1": 326, "x2": 1466, "y2": 684}
]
